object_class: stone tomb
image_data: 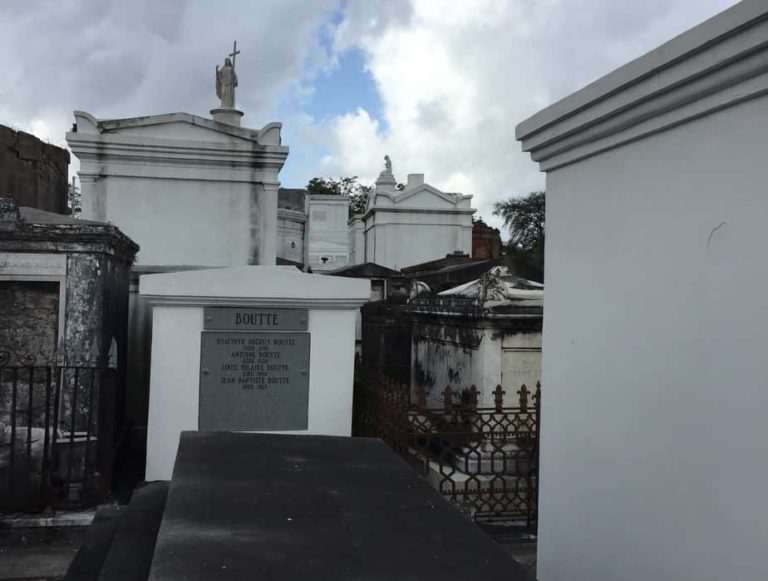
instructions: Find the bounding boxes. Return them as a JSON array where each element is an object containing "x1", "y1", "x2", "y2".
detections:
[
  {"x1": 65, "y1": 432, "x2": 529, "y2": 580},
  {"x1": 0, "y1": 197, "x2": 137, "y2": 368},
  {"x1": 140, "y1": 266, "x2": 369, "y2": 480}
]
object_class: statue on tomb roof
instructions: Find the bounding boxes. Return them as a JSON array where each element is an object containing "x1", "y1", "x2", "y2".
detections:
[
  {"x1": 384, "y1": 155, "x2": 392, "y2": 173},
  {"x1": 216, "y1": 57, "x2": 238, "y2": 109},
  {"x1": 216, "y1": 41, "x2": 240, "y2": 110}
]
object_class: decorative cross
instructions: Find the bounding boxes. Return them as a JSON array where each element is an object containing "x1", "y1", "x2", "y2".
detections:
[{"x1": 229, "y1": 40, "x2": 240, "y2": 72}]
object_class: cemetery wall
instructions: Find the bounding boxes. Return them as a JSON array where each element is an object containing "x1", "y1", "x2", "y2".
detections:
[{"x1": 0, "y1": 125, "x2": 69, "y2": 214}]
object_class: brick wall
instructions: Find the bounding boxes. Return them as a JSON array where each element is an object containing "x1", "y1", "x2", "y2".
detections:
[{"x1": 0, "y1": 125, "x2": 69, "y2": 214}]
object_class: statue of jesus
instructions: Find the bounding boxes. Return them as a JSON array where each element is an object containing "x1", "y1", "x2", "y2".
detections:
[{"x1": 216, "y1": 57, "x2": 238, "y2": 109}]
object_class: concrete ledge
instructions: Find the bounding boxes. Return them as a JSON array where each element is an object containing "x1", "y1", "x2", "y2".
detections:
[
  {"x1": 1, "y1": 510, "x2": 95, "y2": 528},
  {"x1": 516, "y1": 0, "x2": 768, "y2": 170}
]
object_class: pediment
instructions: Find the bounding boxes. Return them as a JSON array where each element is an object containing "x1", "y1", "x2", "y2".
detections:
[
  {"x1": 72, "y1": 111, "x2": 281, "y2": 146},
  {"x1": 393, "y1": 185, "x2": 464, "y2": 209}
]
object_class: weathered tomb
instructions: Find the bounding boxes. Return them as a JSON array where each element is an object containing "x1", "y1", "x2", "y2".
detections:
[
  {"x1": 0, "y1": 197, "x2": 137, "y2": 510},
  {"x1": 66, "y1": 432, "x2": 530, "y2": 580}
]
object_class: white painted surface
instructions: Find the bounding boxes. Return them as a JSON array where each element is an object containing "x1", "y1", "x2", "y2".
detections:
[
  {"x1": 142, "y1": 266, "x2": 369, "y2": 480},
  {"x1": 67, "y1": 112, "x2": 288, "y2": 267},
  {"x1": 531, "y1": 83, "x2": 768, "y2": 581},
  {"x1": 501, "y1": 333, "x2": 541, "y2": 399},
  {"x1": 348, "y1": 217, "x2": 365, "y2": 265},
  {"x1": 145, "y1": 306, "x2": 202, "y2": 481},
  {"x1": 307, "y1": 195, "x2": 351, "y2": 271}
]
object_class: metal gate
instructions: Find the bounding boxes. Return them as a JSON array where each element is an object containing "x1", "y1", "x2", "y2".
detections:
[{"x1": 0, "y1": 363, "x2": 117, "y2": 512}]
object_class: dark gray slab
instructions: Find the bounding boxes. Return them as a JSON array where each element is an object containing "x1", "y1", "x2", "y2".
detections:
[
  {"x1": 199, "y1": 331, "x2": 310, "y2": 431},
  {"x1": 149, "y1": 432, "x2": 529, "y2": 581},
  {"x1": 204, "y1": 307, "x2": 308, "y2": 331},
  {"x1": 64, "y1": 482, "x2": 169, "y2": 581},
  {"x1": 97, "y1": 482, "x2": 169, "y2": 580}
]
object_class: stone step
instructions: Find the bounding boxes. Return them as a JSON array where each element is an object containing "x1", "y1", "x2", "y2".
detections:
[
  {"x1": 62, "y1": 506, "x2": 124, "y2": 581},
  {"x1": 64, "y1": 481, "x2": 168, "y2": 581}
]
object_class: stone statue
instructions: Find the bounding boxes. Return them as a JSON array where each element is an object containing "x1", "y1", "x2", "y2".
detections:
[
  {"x1": 216, "y1": 57, "x2": 238, "y2": 109},
  {"x1": 384, "y1": 155, "x2": 392, "y2": 172}
]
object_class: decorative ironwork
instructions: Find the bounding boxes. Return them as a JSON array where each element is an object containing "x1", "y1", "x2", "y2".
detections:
[
  {"x1": 518, "y1": 384, "x2": 529, "y2": 412},
  {"x1": 353, "y1": 368, "x2": 540, "y2": 526},
  {"x1": 416, "y1": 384, "x2": 427, "y2": 411},
  {"x1": 406, "y1": 297, "x2": 484, "y2": 317},
  {"x1": 493, "y1": 384, "x2": 505, "y2": 412},
  {"x1": 466, "y1": 385, "x2": 478, "y2": 410},
  {"x1": 0, "y1": 347, "x2": 37, "y2": 368},
  {"x1": 443, "y1": 385, "x2": 454, "y2": 411}
]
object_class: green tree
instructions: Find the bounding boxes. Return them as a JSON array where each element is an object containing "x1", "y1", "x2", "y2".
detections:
[
  {"x1": 306, "y1": 176, "x2": 373, "y2": 216},
  {"x1": 493, "y1": 190, "x2": 545, "y2": 270}
]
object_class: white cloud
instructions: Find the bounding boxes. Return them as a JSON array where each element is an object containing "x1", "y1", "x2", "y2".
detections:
[
  {"x1": 0, "y1": 0, "x2": 742, "y2": 235},
  {"x1": 0, "y1": 0, "x2": 340, "y2": 147},
  {"x1": 319, "y1": 0, "x2": 739, "y2": 229}
]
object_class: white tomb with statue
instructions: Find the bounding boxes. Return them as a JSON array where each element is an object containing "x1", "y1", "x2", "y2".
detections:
[
  {"x1": 348, "y1": 157, "x2": 475, "y2": 271},
  {"x1": 66, "y1": 46, "x2": 370, "y2": 481},
  {"x1": 67, "y1": 43, "x2": 286, "y2": 268}
]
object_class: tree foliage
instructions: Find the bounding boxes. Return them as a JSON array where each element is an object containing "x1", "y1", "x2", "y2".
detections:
[
  {"x1": 306, "y1": 176, "x2": 373, "y2": 216},
  {"x1": 493, "y1": 190, "x2": 545, "y2": 270}
]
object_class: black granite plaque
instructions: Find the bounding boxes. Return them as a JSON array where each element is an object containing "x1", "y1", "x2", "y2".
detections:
[
  {"x1": 204, "y1": 307, "x2": 308, "y2": 331},
  {"x1": 199, "y1": 331, "x2": 310, "y2": 431}
]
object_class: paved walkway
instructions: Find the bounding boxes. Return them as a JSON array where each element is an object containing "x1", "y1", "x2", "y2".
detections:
[
  {"x1": 480, "y1": 522, "x2": 538, "y2": 580},
  {"x1": 0, "y1": 526, "x2": 87, "y2": 581}
]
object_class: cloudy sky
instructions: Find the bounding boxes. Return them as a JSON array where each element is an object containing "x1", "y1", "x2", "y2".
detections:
[{"x1": 0, "y1": 0, "x2": 738, "y2": 228}]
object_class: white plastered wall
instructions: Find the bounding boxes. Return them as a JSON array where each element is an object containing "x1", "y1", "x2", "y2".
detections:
[{"x1": 538, "y1": 94, "x2": 768, "y2": 581}]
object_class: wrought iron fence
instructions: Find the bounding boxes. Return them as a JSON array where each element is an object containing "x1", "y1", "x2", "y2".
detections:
[
  {"x1": 353, "y1": 367, "x2": 540, "y2": 525},
  {"x1": 406, "y1": 297, "x2": 484, "y2": 317},
  {"x1": 0, "y1": 364, "x2": 117, "y2": 512}
]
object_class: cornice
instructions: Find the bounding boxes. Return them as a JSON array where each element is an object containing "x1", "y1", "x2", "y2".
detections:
[
  {"x1": 68, "y1": 133, "x2": 289, "y2": 181},
  {"x1": 517, "y1": 0, "x2": 768, "y2": 171},
  {"x1": 142, "y1": 295, "x2": 369, "y2": 309}
]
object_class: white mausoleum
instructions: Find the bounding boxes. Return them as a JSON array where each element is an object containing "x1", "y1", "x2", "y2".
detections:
[
  {"x1": 518, "y1": 2, "x2": 768, "y2": 580},
  {"x1": 350, "y1": 159, "x2": 474, "y2": 271},
  {"x1": 67, "y1": 112, "x2": 288, "y2": 267}
]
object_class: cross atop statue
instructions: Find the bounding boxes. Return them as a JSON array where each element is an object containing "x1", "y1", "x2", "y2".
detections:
[
  {"x1": 228, "y1": 41, "x2": 240, "y2": 73},
  {"x1": 216, "y1": 41, "x2": 240, "y2": 110}
]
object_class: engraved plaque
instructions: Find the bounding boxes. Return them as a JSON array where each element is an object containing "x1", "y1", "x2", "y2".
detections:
[
  {"x1": 204, "y1": 307, "x2": 308, "y2": 331},
  {"x1": 199, "y1": 331, "x2": 310, "y2": 431},
  {"x1": 0, "y1": 253, "x2": 66, "y2": 276}
]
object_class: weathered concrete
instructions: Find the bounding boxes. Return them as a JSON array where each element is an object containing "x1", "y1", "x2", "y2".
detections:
[
  {"x1": 0, "y1": 198, "x2": 138, "y2": 370},
  {"x1": 0, "y1": 124, "x2": 69, "y2": 214}
]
